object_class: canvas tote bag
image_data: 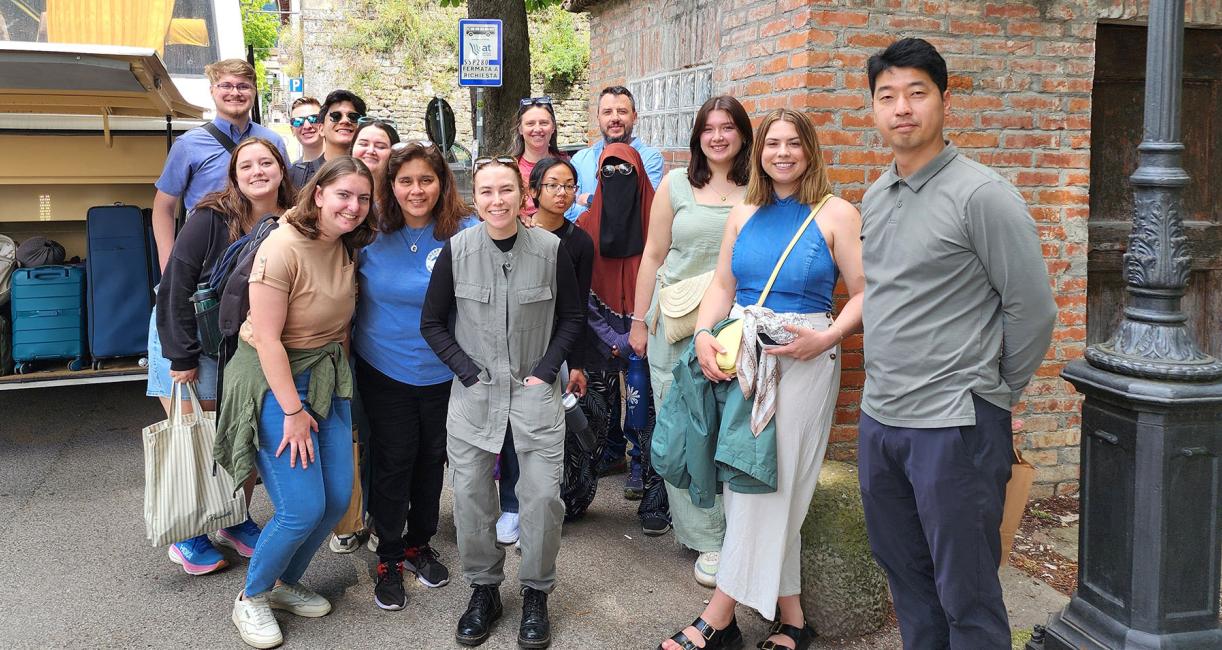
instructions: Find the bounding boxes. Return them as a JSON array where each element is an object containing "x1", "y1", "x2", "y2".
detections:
[
  {"x1": 999, "y1": 445, "x2": 1036, "y2": 566},
  {"x1": 331, "y1": 428, "x2": 365, "y2": 536},
  {"x1": 143, "y1": 383, "x2": 247, "y2": 546}
]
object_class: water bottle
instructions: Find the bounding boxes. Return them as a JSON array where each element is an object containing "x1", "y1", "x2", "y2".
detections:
[
  {"x1": 563, "y1": 392, "x2": 595, "y2": 454},
  {"x1": 625, "y1": 353, "x2": 650, "y2": 432},
  {"x1": 190, "y1": 282, "x2": 223, "y2": 357}
]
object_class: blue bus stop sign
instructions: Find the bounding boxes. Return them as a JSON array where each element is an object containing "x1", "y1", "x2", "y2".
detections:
[{"x1": 458, "y1": 19, "x2": 502, "y2": 88}]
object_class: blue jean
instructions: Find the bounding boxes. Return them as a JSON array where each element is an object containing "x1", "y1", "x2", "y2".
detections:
[{"x1": 244, "y1": 370, "x2": 353, "y2": 597}]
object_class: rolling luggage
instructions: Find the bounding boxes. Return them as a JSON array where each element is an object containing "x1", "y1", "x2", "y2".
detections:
[
  {"x1": 86, "y1": 204, "x2": 157, "y2": 369},
  {"x1": 10, "y1": 265, "x2": 87, "y2": 373}
]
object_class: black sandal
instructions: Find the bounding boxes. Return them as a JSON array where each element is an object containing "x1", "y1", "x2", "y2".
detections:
[
  {"x1": 659, "y1": 616, "x2": 744, "y2": 650},
  {"x1": 756, "y1": 619, "x2": 816, "y2": 650}
]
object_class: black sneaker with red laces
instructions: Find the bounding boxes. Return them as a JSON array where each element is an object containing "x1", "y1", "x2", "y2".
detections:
[
  {"x1": 405, "y1": 544, "x2": 450, "y2": 588},
  {"x1": 374, "y1": 561, "x2": 407, "y2": 611}
]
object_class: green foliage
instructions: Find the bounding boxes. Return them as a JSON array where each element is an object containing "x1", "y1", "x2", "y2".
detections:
[
  {"x1": 531, "y1": 6, "x2": 588, "y2": 86},
  {"x1": 239, "y1": 0, "x2": 278, "y2": 64},
  {"x1": 337, "y1": 0, "x2": 460, "y2": 79},
  {"x1": 439, "y1": 0, "x2": 564, "y2": 9},
  {"x1": 282, "y1": 25, "x2": 304, "y2": 78}
]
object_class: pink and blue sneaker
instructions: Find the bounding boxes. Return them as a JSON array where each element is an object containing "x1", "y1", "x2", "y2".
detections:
[
  {"x1": 168, "y1": 535, "x2": 228, "y2": 575},
  {"x1": 215, "y1": 518, "x2": 263, "y2": 558}
]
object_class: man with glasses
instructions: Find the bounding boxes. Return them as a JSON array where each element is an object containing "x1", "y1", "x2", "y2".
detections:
[
  {"x1": 565, "y1": 86, "x2": 664, "y2": 222},
  {"x1": 289, "y1": 96, "x2": 324, "y2": 164},
  {"x1": 152, "y1": 59, "x2": 288, "y2": 272},
  {"x1": 288, "y1": 89, "x2": 367, "y2": 188}
]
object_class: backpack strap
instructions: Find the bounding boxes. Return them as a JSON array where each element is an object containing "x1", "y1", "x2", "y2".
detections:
[{"x1": 201, "y1": 122, "x2": 239, "y2": 153}]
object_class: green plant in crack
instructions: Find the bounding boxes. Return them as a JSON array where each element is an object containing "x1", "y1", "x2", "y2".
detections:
[{"x1": 337, "y1": 0, "x2": 459, "y2": 80}]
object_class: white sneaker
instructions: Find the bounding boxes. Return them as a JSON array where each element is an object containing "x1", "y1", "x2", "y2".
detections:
[
  {"x1": 694, "y1": 551, "x2": 719, "y2": 588},
  {"x1": 328, "y1": 533, "x2": 360, "y2": 554},
  {"x1": 232, "y1": 593, "x2": 283, "y2": 649},
  {"x1": 366, "y1": 530, "x2": 380, "y2": 553},
  {"x1": 266, "y1": 582, "x2": 332, "y2": 618},
  {"x1": 496, "y1": 512, "x2": 520, "y2": 545}
]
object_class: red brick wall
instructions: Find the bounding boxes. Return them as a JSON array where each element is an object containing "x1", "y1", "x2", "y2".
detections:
[{"x1": 578, "y1": 0, "x2": 1220, "y2": 498}]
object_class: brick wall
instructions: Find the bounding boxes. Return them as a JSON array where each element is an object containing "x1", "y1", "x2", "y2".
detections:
[{"x1": 577, "y1": 0, "x2": 1221, "y2": 497}]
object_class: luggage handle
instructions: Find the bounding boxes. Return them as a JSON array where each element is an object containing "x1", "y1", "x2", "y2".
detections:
[
  {"x1": 28, "y1": 267, "x2": 69, "y2": 280},
  {"x1": 27, "y1": 309, "x2": 64, "y2": 317}
]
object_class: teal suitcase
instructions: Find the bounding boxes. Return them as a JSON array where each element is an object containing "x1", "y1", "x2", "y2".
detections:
[{"x1": 10, "y1": 265, "x2": 87, "y2": 373}]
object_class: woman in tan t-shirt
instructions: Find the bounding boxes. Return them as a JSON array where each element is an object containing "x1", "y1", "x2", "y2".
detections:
[{"x1": 226, "y1": 157, "x2": 377, "y2": 649}]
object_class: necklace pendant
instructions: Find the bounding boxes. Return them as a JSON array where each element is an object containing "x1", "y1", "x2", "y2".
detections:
[{"x1": 410, "y1": 244, "x2": 418, "y2": 253}]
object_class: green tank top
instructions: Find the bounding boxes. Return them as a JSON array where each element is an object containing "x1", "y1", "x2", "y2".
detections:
[{"x1": 660, "y1": 168, "x2": 733, "y2": 286}]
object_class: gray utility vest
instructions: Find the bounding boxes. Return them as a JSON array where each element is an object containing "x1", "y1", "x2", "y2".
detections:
[{"x1": 446, "y1": 223, "x2": 566, "y2": 453}]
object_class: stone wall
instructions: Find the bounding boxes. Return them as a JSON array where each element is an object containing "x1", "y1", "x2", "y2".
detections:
[
  {"x1": 299, "y1": 0, "x2": 594, "y2": 150},
  {"x1": 574, "y1": 0, "x2": 1221, "y2": 497}
]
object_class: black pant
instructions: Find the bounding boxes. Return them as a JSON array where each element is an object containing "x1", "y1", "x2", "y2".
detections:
[
  {"x1": 857, "y1": 395, "x2": 1013, "y2": 650},
  {"x1": 356, "y1": 357, "x2": 451, "y2": 563},
  {"x1": 586, "y1": 368, "x2": 668, "y2": 521}
]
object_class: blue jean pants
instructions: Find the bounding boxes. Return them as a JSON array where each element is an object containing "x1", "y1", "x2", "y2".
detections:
[{"x1": 244, "y1": 371, "x2": 353, "y2": 597}]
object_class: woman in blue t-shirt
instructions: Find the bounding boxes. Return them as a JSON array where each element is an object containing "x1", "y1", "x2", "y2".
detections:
[{"x1": 352, "y1": 142, "x2": 477, "y2": 611}]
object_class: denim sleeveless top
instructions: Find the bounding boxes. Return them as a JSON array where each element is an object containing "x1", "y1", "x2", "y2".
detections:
[{"x1": 731, "y1": 194, "x2": 836, "y2": 313}]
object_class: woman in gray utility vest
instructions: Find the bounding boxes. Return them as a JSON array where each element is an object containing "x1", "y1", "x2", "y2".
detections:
[{"x1": 420, "y1": 156, "x2": 584, "y2": 649}]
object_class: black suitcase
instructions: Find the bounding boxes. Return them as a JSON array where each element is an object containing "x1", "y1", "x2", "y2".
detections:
[{"x1": 85, "y1": 204, "x2": 156, "y2": 369}]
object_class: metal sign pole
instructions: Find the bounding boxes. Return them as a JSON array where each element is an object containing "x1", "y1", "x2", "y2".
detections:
[{"x1": 474, "y1": 87, "x2": 485, "y2": 158}]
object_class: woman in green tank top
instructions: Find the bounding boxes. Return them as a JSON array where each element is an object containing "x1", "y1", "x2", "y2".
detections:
[{"x1": 628, "y1": 96, "x2": 754, "y2": 587}]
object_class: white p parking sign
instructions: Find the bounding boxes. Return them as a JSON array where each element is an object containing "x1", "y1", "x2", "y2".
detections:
[{"x1": 458, "y1": 19, "x2": 503, "y2": 87}]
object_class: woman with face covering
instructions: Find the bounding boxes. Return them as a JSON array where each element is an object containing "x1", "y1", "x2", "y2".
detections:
[
  {"x1": 151, "y1": 137, "x2": 295, "y2": 576},
  {"x1": 510, "y1": 98, "x2": 566, "y2": 219},
  {"x1": 628, "y1": 96, "x2": 753, "y2": 586},
  {"x1": 421, "y1": 157, "x2": 584, "y2": 649},
  {"x1": 215, "y1": 157, "x2": 377, "y2": 649},
  {"x1": 575, "y1": 143, "x2": 668, "y2": 533},
  {"x1": 354, "y1": 142, "x2": 478, "y2": 610}
]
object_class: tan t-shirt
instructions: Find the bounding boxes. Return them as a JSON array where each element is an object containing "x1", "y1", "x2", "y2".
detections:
[{"x1": 240, "y1": 222, "x2": 356, "y2": 349}]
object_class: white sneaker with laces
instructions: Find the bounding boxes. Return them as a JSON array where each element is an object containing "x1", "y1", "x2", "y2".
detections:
[
  {"x1": 266, "y1": 582, "x2": 332, "y2": 617},
  {"x1": 694, "y1": 551, "x2": 719, "y2": 588},
  {"x1": 232, "y1": 593, "x2": 283, "y2": 649},
  {"x1": 328, "y1": 533, "x2": 360, "y2": 554},
  {"x1": 496, "y1": 512, "x2": 520, "y2": 545}
]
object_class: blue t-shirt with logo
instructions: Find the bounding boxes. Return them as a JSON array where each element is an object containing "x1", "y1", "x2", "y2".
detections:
[{"x1": 354, "y1": 216, "x2": 479, "y2": 386}]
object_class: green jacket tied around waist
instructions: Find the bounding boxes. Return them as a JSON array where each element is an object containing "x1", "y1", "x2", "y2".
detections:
[
  {"x1": 214, "y1": 339, "x2": 352, "y2": 489},
  {"x1": 650, "y1": 321, "x2": 777, "y2": 509}
]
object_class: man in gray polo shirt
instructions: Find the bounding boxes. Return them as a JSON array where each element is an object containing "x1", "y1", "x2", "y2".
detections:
[{"x1": 856, "y1": 38, "x2": 1055, "y2": 649}]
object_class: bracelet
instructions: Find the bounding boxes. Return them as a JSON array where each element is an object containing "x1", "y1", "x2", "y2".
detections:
[
  {"x1": 284, "y1": 405, "x2": 305, "y2": 417},
  {"x1": 629, "y1": 315, "x2": 646, "y2": 323},
  {"x1": 694, "y1": 327, "x2": 714, "y2": 340}
]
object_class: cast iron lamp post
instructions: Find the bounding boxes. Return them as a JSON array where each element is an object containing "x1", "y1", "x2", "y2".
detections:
[{"x1": 1031, "y1": 1, "x2": 1222, "y2": 648}]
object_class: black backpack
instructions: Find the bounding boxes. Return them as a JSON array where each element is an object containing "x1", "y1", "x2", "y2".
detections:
[{"x1": 216, "y1": 214, "x2": 281, "y2": 341}]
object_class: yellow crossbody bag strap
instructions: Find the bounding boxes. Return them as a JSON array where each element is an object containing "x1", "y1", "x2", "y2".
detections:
[{"x1": 755, "y1": 193, "x2": 832, "y2": 306}]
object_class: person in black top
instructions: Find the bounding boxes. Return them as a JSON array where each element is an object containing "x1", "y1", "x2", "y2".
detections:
[
  {"x1": 495, "y1": 157, "x2": 596, "y2": 543},
  {"x1": 151, "y1": 137, "x2": 295, "y2": 575},
  {"x1": 288, "y1": 89, "x2": 367, "y2": 188},
  {"x1": 420, "y1": 158, "x2": 583, "y2": 649}
]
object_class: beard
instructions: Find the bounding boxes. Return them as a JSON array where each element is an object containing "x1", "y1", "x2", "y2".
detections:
[{"x1": 601, "y1": 123, "x2": 634, "y2": 145}]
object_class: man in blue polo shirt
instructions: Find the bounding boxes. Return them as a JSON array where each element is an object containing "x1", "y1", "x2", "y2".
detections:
[
  {"x1": 151, "y1": 58, "x2": 288, "y2": 272},
  {"x1": 565, "y1": 86, "x2": 664, "y2": 221}
]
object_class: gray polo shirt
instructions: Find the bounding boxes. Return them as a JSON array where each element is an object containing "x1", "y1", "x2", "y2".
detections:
[{"x1": 860, "y1": 143, "x2": 1055, "y2": 428}]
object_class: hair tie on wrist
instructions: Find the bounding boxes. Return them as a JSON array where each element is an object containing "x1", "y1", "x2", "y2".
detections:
[{"x1": 284, "y1": 405, "x2": 304, "y2": 417}]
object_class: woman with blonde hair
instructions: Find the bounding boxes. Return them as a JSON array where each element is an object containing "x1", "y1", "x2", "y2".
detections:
[{"x1": 659, "y1": 109, "x2": 864, "y2": 650}]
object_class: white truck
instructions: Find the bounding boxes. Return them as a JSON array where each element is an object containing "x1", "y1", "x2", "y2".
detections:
[{"x1": 0, "y1": 0, "x2": 246, "y2": 390}]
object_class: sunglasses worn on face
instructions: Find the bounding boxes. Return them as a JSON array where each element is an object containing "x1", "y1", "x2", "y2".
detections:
[
  {"x1": 473, "y1": 156, "x2": 518, "y2": 173},
  {"x1": 290, "y1": 114, "x2": 321, "y2": 128},
  {"x1": 328, "y1": 111, "x2": 363, "y2": 123},
  {"x1": 601, "y1": 163, "x2": 633, "y2": 177},
  {"x1": 519, "y1": 96, "x2": 553, "y2": 106},
  {"x1": 214, "y1": 82, "x2": 254, "y2": 93}
]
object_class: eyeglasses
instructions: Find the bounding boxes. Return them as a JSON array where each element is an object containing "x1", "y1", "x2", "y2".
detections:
[
  {"x1": 601, "y1": 163, "x2": 633, "y2": 177},
  {"x1": 328, "y1": 111, "x2": 364, "y2": 123},
  {"x1": 541, "y1": 183, "x2": 577, "y2": 195},
  {"x1": 290, "y1": 114, "x2": 320, "y2": 128},
  {"x1": 473, "y1": 156, "x2": 518, "y2": 172},
  {"x1": 214, "y1": 82, "x2": 255, "y2": 93},
  {"x1": 519, "y1": 96, "x2": 552, "y2": 106},
  {"x1": 391, "y1": 140, "x2": 438, "y2": 152},
  {"x1": 357, "y1": 116, "x2": 398, "y2": 127}
]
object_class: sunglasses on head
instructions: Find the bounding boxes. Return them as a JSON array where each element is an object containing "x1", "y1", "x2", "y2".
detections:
[
  {"x1": 327, "y1": 111, "x2": 364, "y2": 123},
  {"x1": 473, "y1": 156, "x2": 518, "y2": 172},
  {"x1": 357, "y1": 116, "x2": 398, "y2": 127},
  {"x1": 391, "y1": 140, "x2": 438, "y2": 152},
  {"x1": 519, "y1": 96, "x2": 553, "y2": 107},
  {"x1": 290, "y1": 114, "x2": 320, "y2": 128}
]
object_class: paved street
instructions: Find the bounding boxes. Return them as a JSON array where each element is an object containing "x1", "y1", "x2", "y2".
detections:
[{"x1": 1, "y1": 382, "x2": 1063, "y2": 648}]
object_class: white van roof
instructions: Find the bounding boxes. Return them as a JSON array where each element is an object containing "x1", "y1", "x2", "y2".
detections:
[{"x1": 0, "y1": 42, "x2": 203, "y2": 120}]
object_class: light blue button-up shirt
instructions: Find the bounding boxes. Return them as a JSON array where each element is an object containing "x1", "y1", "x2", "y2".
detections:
[
  {"x1": 565, "y1": 136, "x2": 664, "y2": 221},
  {"x1": 155, "y1": 116, "x2": 289, "y2": 214}
]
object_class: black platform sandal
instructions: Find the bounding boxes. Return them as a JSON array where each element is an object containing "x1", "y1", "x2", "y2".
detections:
[
  {"x1": 659, "y1": 616, "x2": 744, "y2": 650},
  {"x1": 756, "y1": 619, "x2": 816, "y2": 650}
]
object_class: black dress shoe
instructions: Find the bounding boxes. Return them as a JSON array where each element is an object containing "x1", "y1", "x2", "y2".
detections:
[
  {"x1": 456, "y1": 584, "x2": 502, "y2": 646},
  {"x1": 518, "y1": 586, "x2": 551, "y2": 649}
]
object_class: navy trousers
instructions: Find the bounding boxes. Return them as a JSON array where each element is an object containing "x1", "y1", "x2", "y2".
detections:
[{"x1": 857, "y1": 395, "x2": 1013, "y2": 650}]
